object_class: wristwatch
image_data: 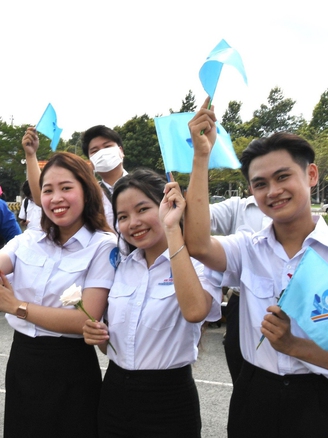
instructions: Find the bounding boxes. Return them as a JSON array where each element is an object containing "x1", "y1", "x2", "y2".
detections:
[{"x1": 16, "y1": 302, "x2": 29, "y2": 319}]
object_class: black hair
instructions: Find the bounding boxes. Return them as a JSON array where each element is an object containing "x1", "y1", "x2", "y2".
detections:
[
  {"x1": 21, "y1": 180, "x2": 32, "y2": 198},
  {"x1": 81, "y1": 125, "x2": 124, "y2": 157},
  {"x1": 240, "y1": 132, "x2": 315, "y2": 182}
]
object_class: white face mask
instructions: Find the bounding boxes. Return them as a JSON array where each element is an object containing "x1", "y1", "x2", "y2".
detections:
[{"x1": 90, "y1": 146, "x2": 123, "y2": 173}]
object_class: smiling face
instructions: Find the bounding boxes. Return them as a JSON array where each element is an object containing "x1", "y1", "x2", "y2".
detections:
[
  {"x1": 116, "y1": 187, "x2": 167, "y2": 257},
  {"x1": 41, "y1": 165, "x2": 85, "y2": 241},
  {"x1": 249, "y1": 149, "x2": 318, "y2": 225}
]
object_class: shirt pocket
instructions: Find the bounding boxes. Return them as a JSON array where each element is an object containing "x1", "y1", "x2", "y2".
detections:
[
  {"x1": 14, "y1": 246, "x2": 47, "y2": 288},
  {"x1": 141, "y1": 286, "x2": 180, "y2": 331},
  {"x1": 58, "y1": 257, "x2": 90, "y2": 273},
  {"x1": 240, "y1": 268, "x2": 274, "y2": 328},
  {"x1": 107, "y1": 283, "x2": 135, "y2": 326}
]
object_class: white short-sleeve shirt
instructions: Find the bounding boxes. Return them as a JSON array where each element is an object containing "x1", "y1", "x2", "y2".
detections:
[
  {"x1": 105, "y1": 248, "x2": 222, "y2": 370},
  {"x1": 205, "y1": 215, "x2": 328, "y2": 378},
  {"x1": 2, "y1": 226, "x2": 117, "y2": 338}
]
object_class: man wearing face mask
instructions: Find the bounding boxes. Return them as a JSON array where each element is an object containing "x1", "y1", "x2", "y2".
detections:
[{"x1": 81, "y1": 125, "x2": 128, "y2": 228}]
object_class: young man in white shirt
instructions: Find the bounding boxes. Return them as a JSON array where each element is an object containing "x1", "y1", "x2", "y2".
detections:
[{"x1": 185, "y1": 98, "x2": 328, "y2": 438}]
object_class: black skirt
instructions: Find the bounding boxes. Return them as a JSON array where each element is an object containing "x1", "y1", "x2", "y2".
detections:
[
  {"x1": 98, "y1": 361, "x2": 201, "y2": 438},
  {"x1": 4, "y1": 331, "x2": 102, "y2": 438}
]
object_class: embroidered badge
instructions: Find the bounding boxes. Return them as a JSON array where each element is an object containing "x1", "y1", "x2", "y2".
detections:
[{"x1": 109, "y1": 247, "x2": 120, "y2": 270}]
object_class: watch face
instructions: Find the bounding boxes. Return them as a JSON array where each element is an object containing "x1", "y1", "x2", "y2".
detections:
[{"x1": 17, "y1": 304, "x2": 27, "y2": 319}]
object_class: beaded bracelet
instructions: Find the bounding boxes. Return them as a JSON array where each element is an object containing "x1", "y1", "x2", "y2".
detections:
[{"x1": 169, "y1": 244, "x2": 185, "y2": 260}]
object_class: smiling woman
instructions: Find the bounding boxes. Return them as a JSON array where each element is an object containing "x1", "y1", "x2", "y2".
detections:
[
  {"x1": 0, "y1": 151, "x2": 117, "y2": 438},
  {"x1": 82, "y1": 168, "x2": 222, "y2": 438}
]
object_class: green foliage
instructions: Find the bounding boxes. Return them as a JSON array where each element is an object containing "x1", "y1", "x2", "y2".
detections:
[
  {"x1": 310, "y1": 89, "x2": 328, "y2": 133},
  {"x1": 0, "y1": 121, "x2": 52, "y2": 200},
  {"x1": 114, "y1": 115, "x2": 163, "y2": 173},
  {"x1": 244, "y1": 87, "x2": 305, "y2": 137},
  {"x1": 221, "y1": 101, "x2": 243, "y2": 140},
  {"x1": 170, "y1": 90, "x2": 197, "y2": 114}
]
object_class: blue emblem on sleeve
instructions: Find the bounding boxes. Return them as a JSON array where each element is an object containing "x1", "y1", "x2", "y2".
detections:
[{"x1": 109, "y1": 247, "x2": 120, "y2": 270}]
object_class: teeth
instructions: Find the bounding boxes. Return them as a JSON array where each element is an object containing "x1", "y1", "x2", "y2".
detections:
[
  {"x1": 53, "y1": 208, "x2": 67, "y2": 213},
  {"x1": 272, "y1": 200, "x2": 287, "y2": 207},
  {"x1": 133, "y1": 230, "x2": 147, "y2": 237}
]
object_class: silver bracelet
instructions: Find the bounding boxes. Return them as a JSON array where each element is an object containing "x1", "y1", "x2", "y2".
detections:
[{"x1": 169, "y1": 244, "x2": 186, "y2": 260}]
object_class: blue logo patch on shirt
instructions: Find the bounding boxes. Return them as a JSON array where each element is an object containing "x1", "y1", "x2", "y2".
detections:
[
  {"x1": 158, "y1": 268, "x2": 174, "y2": 286},
  {"x1": 109, "y1": 247, "x2": 120, "y2": 270}
]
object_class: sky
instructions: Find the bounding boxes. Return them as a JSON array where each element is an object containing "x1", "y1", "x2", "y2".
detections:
[{"x1": 1, "y1": 0, "x2": 327, "y2": 141}]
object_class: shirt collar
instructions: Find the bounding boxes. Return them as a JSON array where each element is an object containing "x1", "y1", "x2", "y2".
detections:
[
  {"x1": 102, "y1": 169, "x2": 128, "y2": 191},
  {"x1": 37, "y1": 225, "x2": 94, "y2": 248},
  {"x1": 252, "y1": 214, "x2": 328, "y2": 247}
]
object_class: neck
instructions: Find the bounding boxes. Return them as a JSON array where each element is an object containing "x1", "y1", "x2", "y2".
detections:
[
  {"x1": 144, "y1": 241, "x2": 168, "y2": 268},
  {"x1": 99, "y1": 165, "x2": 124, "y2": 186},
  {"x1": 273, "y1": 215, "x2": 316, "y2": 258}
]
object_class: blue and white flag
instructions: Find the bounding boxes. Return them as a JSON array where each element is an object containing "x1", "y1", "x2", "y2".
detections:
[
  {"x1": 279, "y1": 247, "x2": 328, "y2": 350},
  {"x1": 199, "y1": 39, "x2": 248, "y2": 101}
]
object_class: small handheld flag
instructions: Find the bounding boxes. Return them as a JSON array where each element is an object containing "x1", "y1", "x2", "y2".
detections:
[
  {"x1": 199, "y1": 39, "x2": 248, "y2": 102},
  {"x1": 36, "y1": 103, "x2": 62, "y2": 151},
  {"x1": 154, "y1": 112, "x2": 240, "y2": 174},
  {"x1": 278, "y1": 247, "x2": 328, "y2": 350}
]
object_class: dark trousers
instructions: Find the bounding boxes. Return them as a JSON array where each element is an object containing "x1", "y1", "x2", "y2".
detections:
[
  {"x1": 224, "y1": 293, "x2": 243, "y2": 383},
  {"x1": 98, "y1": 361, "x2": 201, "y2": 438},
  {"x1": 228, "y1": 361, "x2": 328, "y2": 438}
]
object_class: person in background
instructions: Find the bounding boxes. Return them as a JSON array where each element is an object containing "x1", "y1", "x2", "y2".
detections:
[
  {"x1": 83, "y1": 168, "x2": 221, "y2": 438},
  {"x1": 184, "y1": 98, "x2": 328, "y2": 438},
  {"x1": 81, "y1": 125, "x2": 128, "y2": 228},
  {"x1": 0, "y1": 152, "x2": 117, "y2": 438},
  {"x1": 18, "y1": 180, "x2": 42, "y2": 230},
  {"x1": 210, "y1": 196, "x2": 271, "y2": 383},
  {"x1": 0, "y1": 185, "x2": 21, "y2": 248}
]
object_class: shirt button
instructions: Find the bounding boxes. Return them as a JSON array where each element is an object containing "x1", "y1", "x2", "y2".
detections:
[{"x1": 283, "y1": 379, "x2": 290, "y2": 386}]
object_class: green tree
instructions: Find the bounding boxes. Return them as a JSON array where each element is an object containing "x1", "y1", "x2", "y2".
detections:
[
  {"x1": 244, "y1": 87, "x2": 304, "y2": 137},
  {"x1": 114, "y1": 115, "x2": 163, "y2": 173},
  {"x1": 170, "y1": 90, "x2": 197, "y2": 114},
  {"x1": 0, "y1": 121, "x2": 52, "y2": 200},
  {"x1": 221, "y1": 101, "x2": 243, "y2": 140},
  {"x1": 310, "y1": 89, "x2": 328, "y2": 133}
]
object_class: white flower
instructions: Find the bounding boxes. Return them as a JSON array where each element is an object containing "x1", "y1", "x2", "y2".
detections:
[
  {"x1": 59, "y1": 283, "x2": 117, "y2": 355},
  {"x1": 59, "y1": 283, "x2": 82, "y2": 306}
]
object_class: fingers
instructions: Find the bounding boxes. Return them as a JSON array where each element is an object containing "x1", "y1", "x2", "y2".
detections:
[
  {"x1": 22, "y1": 127, "x2": 38, "y2": 146},
  {"x1": 83, "y1": 319, "x2": 109, "y2": 345}
]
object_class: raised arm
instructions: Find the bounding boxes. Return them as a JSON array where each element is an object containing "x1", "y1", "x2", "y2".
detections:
[
  {"x1": 184, "y1": 98, "x2": 227, "y2": 271},
  {"x1": 159, "y1": 180, "x2": 213, "y2": 322},
  {"x1": 22, "y1": 127, "x2": 42, "y2": 206}
]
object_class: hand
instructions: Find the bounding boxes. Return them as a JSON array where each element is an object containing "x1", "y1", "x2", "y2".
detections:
[
  {"x1": 22, "y1": 127, "x2": 39, "y2": 156},
  {"x1": 261, "y1": 305, "x2": 295, "y2": 354},
  {"x1": 159, "y1": 180, "x2": 186, "y2": 230},
  {"x1": 82, "y1": 319, "x2": 110, "y2": 346},
  {"x1": 188, "y1": 97, "x2": 217, "y2": 157},
  {"x1": 0, "y1": 271, "x2": 19, "y2": 314}
]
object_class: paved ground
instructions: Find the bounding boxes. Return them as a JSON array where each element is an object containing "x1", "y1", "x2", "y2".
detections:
[{"x1": 0, "y1": 314, "x2": 232, "y2": 437}]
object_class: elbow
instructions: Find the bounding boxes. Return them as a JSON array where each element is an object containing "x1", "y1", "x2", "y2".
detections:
[
  {"x1": 186, "y1": 243, "x2": 209, "y2": 263},
  {"x1": 182, "y1": 307, "x2": 208, "y2": 323}
]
